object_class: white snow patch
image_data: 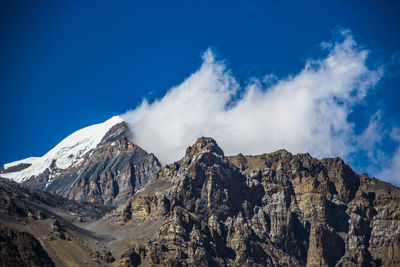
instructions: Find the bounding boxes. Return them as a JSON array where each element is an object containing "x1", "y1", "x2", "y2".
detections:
[
  {"x1": 1, "y1": 116, "x2": 123, "y2": 183},
  {"x1": 44, "y1": 179, "x2": 54, "y2": 189}
]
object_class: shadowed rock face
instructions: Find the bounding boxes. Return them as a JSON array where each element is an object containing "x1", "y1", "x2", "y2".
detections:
[
  {"x1": 112, "y1": 137, "x2": 400, "y2": 267},
  {"x1": 23, "y1": 122, "x2": 161, "y2": 206},
  {"x1": 0, "y1": 226, "x2": 55, "y2": 267},
  {"x1": 0, "y1": 178, "x2": 113, "y2": 221}
]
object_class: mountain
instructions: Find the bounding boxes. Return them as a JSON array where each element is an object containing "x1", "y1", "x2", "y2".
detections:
[
  {"x1": 1, "y1": 119, "x2": 400, "y2": 266},
  {"x1": 98, "y1": 137, "x2": 400, "y2": 266},
  {"x1": 0, "y1": 117, "x2": 161, "y2": 206}
]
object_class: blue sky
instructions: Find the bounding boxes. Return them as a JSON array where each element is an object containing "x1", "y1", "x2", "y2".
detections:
[{"x1": 1, "y1": 1, "x2": 399, "y2": 185}]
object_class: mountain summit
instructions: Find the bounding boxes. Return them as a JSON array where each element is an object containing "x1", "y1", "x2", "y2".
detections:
[
  {"x1": 1, "y1": 116, "x2": 124, "y2": 183},
  {"x1": 0, "y1": 117, "x2": 160, "y2": 206}
]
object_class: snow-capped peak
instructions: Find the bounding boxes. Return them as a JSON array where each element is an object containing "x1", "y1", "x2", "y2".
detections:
[{"x1": 1, "y1": 116, "x2": 123, "y2": 183}]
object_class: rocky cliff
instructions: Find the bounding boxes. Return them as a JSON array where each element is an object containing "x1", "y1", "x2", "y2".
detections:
[
  {"x1": 109, "y1": 137, "x2": 400, "y2": 266},
  {"x1": 1, "y1": 137, "x2": 400, "y2": 266}
]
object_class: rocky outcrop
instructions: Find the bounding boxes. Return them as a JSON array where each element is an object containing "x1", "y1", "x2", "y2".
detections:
[
  {"x1": 0, "y1": 163, "x2": 31, "y2": 174},
  {"x1": 23, "y1": 122, "x2": 161, "y2": 206},
  {"x1": 0, "y1": 226, "x2": 55, "y2": 267},
  {"x1": 111, "y1": 137, "x2": 400, "y2": 266}
]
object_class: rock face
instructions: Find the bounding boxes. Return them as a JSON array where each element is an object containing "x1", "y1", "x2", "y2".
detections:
[
  {"x1": 0, "y1": 226, "x2": 55, "y2": 267},
  {"x1": 1, "y1": 136, "x2": 400, "y2": 266},
  {"x1": 22, "y1": 122, "x2": 161, "y2": 206},
  {"x1": 111, "y1": 137, "x2": 400, "y2": 266}
]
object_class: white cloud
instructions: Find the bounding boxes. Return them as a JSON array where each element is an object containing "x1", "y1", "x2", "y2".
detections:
[
  {"x1": 357, "y1": 111, "x2": 385, "y2": 164},
  {"x1": 376, "y1": 128, "x2": 400, "y2": 185},
  {"x1": 122, "y1": 31, "x2": 390, "y2": 181},
  {"x1": 377, "y1": 146, "x2": 400, "y2": 186}
]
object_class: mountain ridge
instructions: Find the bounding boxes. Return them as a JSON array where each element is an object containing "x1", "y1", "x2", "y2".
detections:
[
  {"x1": 96, "y1": 137, "x2": 400, "y2": 266},
  {"x1": 1, "y1": 119, "x2": 400, "y2": 266}
]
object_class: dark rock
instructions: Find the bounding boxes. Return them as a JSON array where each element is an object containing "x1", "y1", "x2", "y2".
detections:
[
  {"x1": 96, "y1": 250, "x2": 115, "y2": 263},
  {"x1": 0, "y1": 225, "x2": 55, "y2": 267},
  {"x1": 0, "y1": 163, "x2": 32, "y2": 174}
]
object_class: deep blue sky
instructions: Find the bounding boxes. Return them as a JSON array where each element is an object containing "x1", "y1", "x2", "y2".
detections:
[{"x1": 1, "y1": 1, "x2": 399, "y2": 175}]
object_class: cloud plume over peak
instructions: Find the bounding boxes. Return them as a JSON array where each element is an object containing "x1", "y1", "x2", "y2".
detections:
[{"x1": 122, "y1": 31, "x2": 390, "y2": 181}]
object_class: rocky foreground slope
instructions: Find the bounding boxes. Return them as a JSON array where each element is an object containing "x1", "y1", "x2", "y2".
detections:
[
  {"x1": 1, "y1": 137, "x2": 400, "y2": 266},
  {"x1": 0, "y1": 177, "x2": 114, "y2": 266}
]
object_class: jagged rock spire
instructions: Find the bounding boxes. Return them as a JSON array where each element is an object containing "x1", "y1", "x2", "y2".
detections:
[{"x1": 185, "y1": 137, "x2": 224, "y2": 157}]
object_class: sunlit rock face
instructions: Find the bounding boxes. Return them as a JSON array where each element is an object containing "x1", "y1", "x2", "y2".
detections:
[{"x1": 112, "y1": 137, "x2": 400, "y2": 266}]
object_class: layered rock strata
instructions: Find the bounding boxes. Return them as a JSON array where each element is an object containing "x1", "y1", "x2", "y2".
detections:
[{"x1": 111, "y1": 137, "x2": 400, "y2": 266}]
